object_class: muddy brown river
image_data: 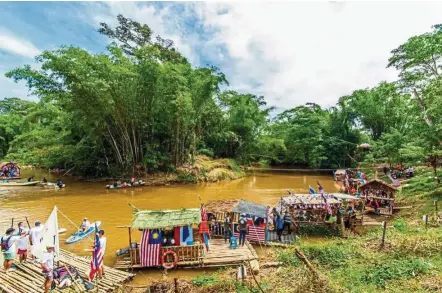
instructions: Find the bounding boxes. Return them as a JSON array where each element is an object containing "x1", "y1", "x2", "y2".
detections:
[{"x1": 0, "y1": 169, "x2": 338, "y2": 283}]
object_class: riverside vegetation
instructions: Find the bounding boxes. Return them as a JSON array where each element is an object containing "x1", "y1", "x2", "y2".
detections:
[
  {"x1": 2, "y1": 16, "x2": 442, "y2": 181},
  {"x1": 142, "y1": 167, "x2": 442, "y2": 293}
]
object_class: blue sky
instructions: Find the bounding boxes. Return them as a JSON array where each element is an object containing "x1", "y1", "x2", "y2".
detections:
[{"x1": 1, "y1": 2, "x2": 442, "y2": 111}]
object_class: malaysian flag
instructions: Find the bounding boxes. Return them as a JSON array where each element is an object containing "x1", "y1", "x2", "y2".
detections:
[
  {"x1": 140, "y1": 229, "x2": 162, "y2": 267},
  {"x1": 89, "y1": 224, "x2": 103, "y2": 281},
  {"x1": 200, "y1": 204, "x2": 208, "y2": 221}
]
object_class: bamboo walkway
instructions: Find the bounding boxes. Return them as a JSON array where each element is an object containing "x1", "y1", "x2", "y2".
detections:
[
  {"x1": 0, "y1": 249, "x2": 134, "y2": 293},
  {"x1": 202, "y1": 239, "x2": 258, "y2": 267}
]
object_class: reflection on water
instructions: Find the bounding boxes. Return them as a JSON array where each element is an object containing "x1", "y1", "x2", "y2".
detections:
[{"x1": 0, "y1": 169, "x2": 337, "y2": 281}]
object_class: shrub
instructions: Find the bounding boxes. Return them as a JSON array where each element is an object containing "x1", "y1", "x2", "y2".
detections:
[
  {"x1": 192, "y1": 275, "x2": 219, "y2": 287},
  {"x1": 361, "y1": 258, "x2": 430, "y2": 288}
]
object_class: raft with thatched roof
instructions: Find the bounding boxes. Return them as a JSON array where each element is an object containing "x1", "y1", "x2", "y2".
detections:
[{"x1": 114, "y1": 204, "x2": 259, "y2": 271}]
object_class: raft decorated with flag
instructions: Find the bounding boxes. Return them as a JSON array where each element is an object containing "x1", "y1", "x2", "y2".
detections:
[
  {"x1": 114, "y1": 203, "x2": 259, "y2": 271},
  {"x1": 204, "y1": 199, "x2": 269, "y2": 244}
]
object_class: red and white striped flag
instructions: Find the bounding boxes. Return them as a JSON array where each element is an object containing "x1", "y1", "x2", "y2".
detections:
[
  {"x1": 140, "y1": 229, "x2": 162, "y2": 267},
  {"x1": 89, "y1": 224, "x2": 103, "y2": 281}
]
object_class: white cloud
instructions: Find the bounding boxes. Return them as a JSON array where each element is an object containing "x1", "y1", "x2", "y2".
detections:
[
  {"x1": 82, "y1": 2, "x2": 201, "y2": 65},
  {"x1": 0, "y1": 29, "x2": 40, "y2": 58},
  {"x1": 192, "y1": 2, "x2": 442, "y2": 109}
]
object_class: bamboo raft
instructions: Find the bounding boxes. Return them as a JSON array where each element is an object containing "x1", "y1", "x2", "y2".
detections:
[
  {"x1": 0, "y1": 249, "x2": 134, "y2": 293},
  {"x1": 115, "y1": 239, "x2": 259, "y2": 272}
]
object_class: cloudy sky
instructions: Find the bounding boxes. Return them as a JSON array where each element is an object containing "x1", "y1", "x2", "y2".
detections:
[{"x1": 0, "y1": 1, "x2": 441, "y2": 111}]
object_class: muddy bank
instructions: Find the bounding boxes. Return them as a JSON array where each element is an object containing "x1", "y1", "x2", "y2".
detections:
[{"x1": 79, "y1": 155, "x2": 246, "y2": 186}]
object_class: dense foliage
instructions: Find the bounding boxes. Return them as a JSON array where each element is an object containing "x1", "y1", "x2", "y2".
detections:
[{"x1": 1, "y1": 16, "x2": 442, "y2": 175}]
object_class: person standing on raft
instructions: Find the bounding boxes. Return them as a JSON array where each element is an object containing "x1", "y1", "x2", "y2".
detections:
[
  {"x1": 41, "y1": 244, "x2": 55, "y2": 293},
  {"x1": 29, "y1": 221, "x2": 44, "y2": 260},
  {"x1": 17, "y1": 222, "x2": 30, "y2": 263},
  {"x1": 2, "y1": 227, "x2": 27, "y2": 273},
  {"x1": 238, "y1": 213, "x2": 248, "y2": 247}
]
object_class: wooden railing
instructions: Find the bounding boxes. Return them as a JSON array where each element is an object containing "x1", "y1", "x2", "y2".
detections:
[
  {"x1": 160, "y1": 243, "x2": 205, "y2": 264},
  {"x1": 130, "y1": 243, "x2": 205, "y2": 266}
]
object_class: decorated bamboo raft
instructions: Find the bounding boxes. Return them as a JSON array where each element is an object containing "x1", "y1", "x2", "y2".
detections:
[
  {"x1": 115, "y1": 239, "x2": 259, "y2": 271},
  {"x1": 0, "y1": 249, "x2": 134, "y2": 293}
]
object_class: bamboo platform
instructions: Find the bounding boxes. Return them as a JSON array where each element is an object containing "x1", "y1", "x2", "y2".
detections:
[
  {"x1": 115, "y1": 239, "x2": 259, "y2": 271},
  {"x1": 0, "y1": 249, "x2": 133, "y2": 293}
]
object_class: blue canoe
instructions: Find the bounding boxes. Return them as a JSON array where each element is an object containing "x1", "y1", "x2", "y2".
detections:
[{"x1": 65, "y1": 221, "x2": 101, "y2": 244}]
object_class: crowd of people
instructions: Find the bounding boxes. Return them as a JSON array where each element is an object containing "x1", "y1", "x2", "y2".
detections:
[
  {"x1": 1, "y1": 220, "x2": 106, "y2": 293},
  {"x1": 0, "y1": 164, "x2": 19, "y2": 179}
]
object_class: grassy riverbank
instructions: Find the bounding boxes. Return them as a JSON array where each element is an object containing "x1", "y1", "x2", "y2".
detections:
[{"x1": 145, "y1": 167, "x2": 442, "y2": 293}]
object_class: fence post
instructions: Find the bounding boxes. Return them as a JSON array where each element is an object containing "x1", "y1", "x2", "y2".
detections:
[
  {"x1": 423, "y1": 215, "x2": 429, "y2": 229},
  {"x1": 380, "y1": 221, "x2": 387, "y2": 248},
  {"x1": 174, "y1": 278, "x2": 178, "y2": 293}
]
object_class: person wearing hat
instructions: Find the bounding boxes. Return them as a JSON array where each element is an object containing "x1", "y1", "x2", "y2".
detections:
[
  {"x1": 17, "y1": 222, "x2": 30, "y2": 263},
  {"x1": 29, "y1": 221, "x2": 43, "y2": 259},
  {"x1": 41, "y1": 244, "x2": 55, "y2": 293},
  {"x1": 80, "y1": 217, "x2": 91, "y2": 233},
  {"x1": 238, "y1": 213, "x2": 248, "y2": 247},
  {"x1": 1, "y1": 227, "x2": 27, "y2": 273}
]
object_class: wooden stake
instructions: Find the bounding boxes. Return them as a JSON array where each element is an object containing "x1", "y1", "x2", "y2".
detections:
[
  {"x1": 248, "y1": 260, "x2": 265, "y2": 293},
  {"x1": 380, "y1": 221, "x2": 387, "y2": 248},
  {"x1": 174, "y1": 278, "x2": 179, "y2": 293},
  {"x1": 25, "y1": 217, "x2": 31, "y2": 229},
  {"x1": 294, "y1": 247, "x2": 320, "y2": 277},
  {"x1": 128, "y1": 227, "x2": 133, "y2": 265},
  {"x1": 434, "y1": 200, "x2": 438, "y2": 214}
]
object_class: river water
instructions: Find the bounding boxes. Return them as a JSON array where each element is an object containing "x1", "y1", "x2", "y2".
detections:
[{"x1": 0, "y1": 169, "x2": 337, "y2": 283}]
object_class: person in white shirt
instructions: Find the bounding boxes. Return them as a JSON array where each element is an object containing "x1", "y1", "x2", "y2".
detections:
[
  {"x1": 2, "y1": 227, "x2": 26, "y2": 273},
  {"x1": 17, "y1": 222, "x2": 29, "y2": 263},
  {"x1": 29, "y1": 221, "x2": 44, "y2": 259},
  {"x1": 98, "y1": 230, "x2": 106, "y2": 278},
  {"x1": 41, "y1": 244, "x2": 55, "y2": 293},
  {"x1": 80, "y1": 218, "x2": 91, "y2": 232}
]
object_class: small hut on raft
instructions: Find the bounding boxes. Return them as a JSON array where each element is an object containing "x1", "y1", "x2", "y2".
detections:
[
  {"x1": 204, "y1": 199, "x2": 269, "y2": 244},
  {"x1": 360, "y1": 179, "x2": 397, "y2": 215},
  {"x1": 0, "y1": 162, "x2": 21, "y2": 179},
  {"x1": 115, "y1": 204, "x2": 259, "y2": 270},
  {"x1": 273, "y1": 192, "x2": 363, "y2": 237}
]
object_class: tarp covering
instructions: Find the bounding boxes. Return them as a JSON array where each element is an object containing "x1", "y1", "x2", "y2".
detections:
[
  {"x1": 331, "y1": 193, "x2": 360, "y2": 200},
  {"x1": 232, "y1": 200, "x2": 268, "y2": 218}
]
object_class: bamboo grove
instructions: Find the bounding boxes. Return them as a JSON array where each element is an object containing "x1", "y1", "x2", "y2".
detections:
[{"x1": 1, "y1": 16, "x2": 442, "y2": 176}]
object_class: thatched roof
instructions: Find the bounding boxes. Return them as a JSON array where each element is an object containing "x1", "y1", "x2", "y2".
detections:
[
  {"x1": 205, "y1": 199, "x2": 269, "y2": 218},
  {"x1": 359, "y1": 179, "x2": 397, "y2": 192},
  {"x1": 205, "y1": 199, "x2": 241, "y2": 213},
  {"x1": 131, "y1": 208, "x2": 201, "y2": 229}
]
